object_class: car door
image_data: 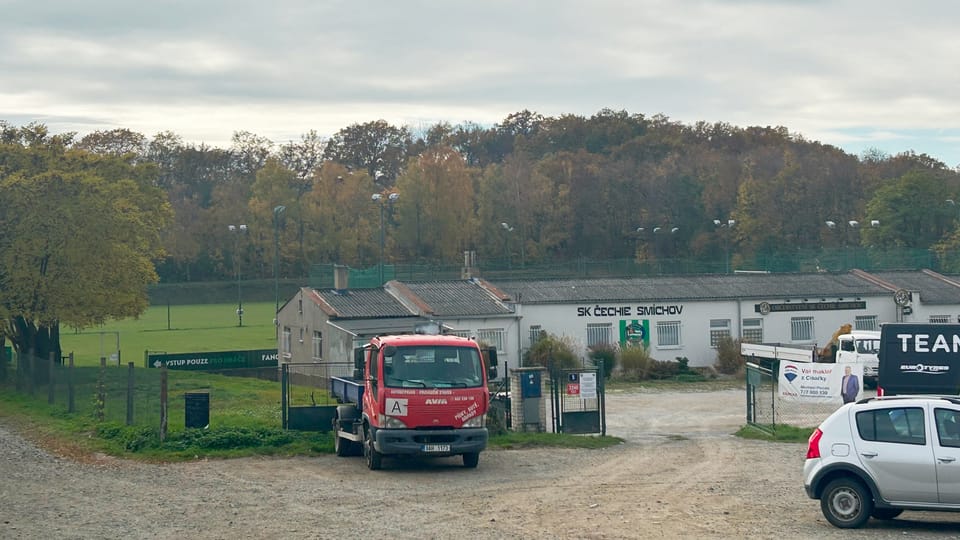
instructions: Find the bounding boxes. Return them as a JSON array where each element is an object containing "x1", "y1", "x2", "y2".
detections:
[
  {"x1": 934, "y1": 406, "x2": 960, "y2": 504},
  {"x1": 853, "y1": 406, "x2": 938, "y2": 504}
]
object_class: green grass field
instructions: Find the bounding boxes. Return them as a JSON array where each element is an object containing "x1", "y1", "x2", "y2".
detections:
[{"x1": 61, "y1": 302, "x2": 278, "y2": 367}]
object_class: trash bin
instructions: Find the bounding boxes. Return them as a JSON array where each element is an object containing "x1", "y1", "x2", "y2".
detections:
[{"x1": 185, "y1": 390, "x2": 210, "y2": 429}]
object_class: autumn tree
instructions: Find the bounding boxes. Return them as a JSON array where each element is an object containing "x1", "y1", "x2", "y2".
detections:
[{"x1": 0, "y1": 125, "x2": 171, "y2": 362}]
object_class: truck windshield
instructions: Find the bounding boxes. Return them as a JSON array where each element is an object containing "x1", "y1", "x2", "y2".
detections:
[
  {"x1": 383, "y1": 346, "x2": 483, "y2": 389},
  {"x1": 857, "y1": 339, "x2": 880, "y2": 354}
]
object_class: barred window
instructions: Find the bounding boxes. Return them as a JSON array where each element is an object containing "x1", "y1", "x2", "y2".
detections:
[
  {"x1": 657, "y1": 321, "x2": 681, "y2": 347},
  {"x1": 709, "y1": 319, "x2": 731, "y2": 347},
  {"x1": 791, "y1": 317, "x2": 815, "y2": 342},
  {"x1": 929, "y1": 315, "x2": 951, "y2": 324},
  {"x1": 476, "y1": 328, "x2": 505, "y2": 352},
  {"x1": 447, "y1": 329, "x2": 471, "y2": 338},
  {"x1": 529, "y1": 325, "x2": 543, "y2": 348},
  {"x1": 742, "y1": 318, "x2": 763, "y2": 343},
  {"x1": 855, "y1": 315, "x2": 878, "y2": 331},
  {"x1": 312, "y1": 331, "x2": 322, "y2": 360},
  {"x1": 586, "y1": 323, "x2": 612, "y2": 348},
  {"x1": 282, "y1": 327, "x2": 292, "y2": 354}
]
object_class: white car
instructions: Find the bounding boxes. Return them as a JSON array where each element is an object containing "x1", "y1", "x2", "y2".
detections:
[{"x1": 803, "y1": 395, "x2": 960, "y2": 528}]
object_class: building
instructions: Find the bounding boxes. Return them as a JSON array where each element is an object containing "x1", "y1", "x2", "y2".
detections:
[{"x1": 277, "y1": 268, "x2": 960, "y2": 371}]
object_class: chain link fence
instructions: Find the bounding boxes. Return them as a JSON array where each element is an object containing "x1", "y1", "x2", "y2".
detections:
[{"x1": 746, "y1": 361, "x2": 843, "y2": 434}]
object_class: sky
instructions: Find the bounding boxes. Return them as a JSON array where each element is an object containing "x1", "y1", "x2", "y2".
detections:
[{"x1": 2, "y1": 0, "x2": 958, "y2": 167}]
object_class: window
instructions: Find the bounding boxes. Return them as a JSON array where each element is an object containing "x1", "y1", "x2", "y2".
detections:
[
  {"x1": 935, "y1": 408, "x2": 960, "y2": 448},
  {"x1": 586, "y1": 323, "x2": 612, "y2": 348},
  {"x1": 282, "y1": 327, "x2": 292, "y2": 354},
  {"x1": 709, "y1": 319, "x2": 731, "y2": 347},
  {"x1": 447, "y1": 329, "x2": 471, "y2": 339},
  {"x1": 476, "y1": 328, "x2": 505, "y2": 352},
  {"x1": 299, "y1": 327, "x2": 304, "y2": 343},
  {"x1": 657, "y1": 321, "x2": 681, "y2": 348},
  {"x1": 856, "y1": 408, "x2": 926, "y2": 445},
  {"x1": 855, "y1": 315, "x2": 878, "y2": 331},
  {"x1": 930, "y1": 315, "x2": 951, "y2": 324},
  {"x1": 529, "y1": 325, "x2": 543, "y2": 348},
  {"x1": 741, "y1": 318, "x2": 763, "y2": 343},
  {"x1": 791, "y1": 317, "x2": 815, "y2": 342},
  {"x1": 312, "y1": 331, "x2": 322, "y2": 360}
]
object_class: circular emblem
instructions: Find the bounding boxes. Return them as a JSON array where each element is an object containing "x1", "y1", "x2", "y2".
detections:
[
  {"x1": 758, "y1": 302, "x2": 771, "y2": 315},
  {"x1": 894, "y1": 289, "x2": 910, "y2": 306}
]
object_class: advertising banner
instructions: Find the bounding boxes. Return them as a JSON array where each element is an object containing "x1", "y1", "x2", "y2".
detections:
[
  {"x1": 147, "y1": 349, "x2": 279, "y2": 371},
  {"x1": 778, "y1": 362, "x2": 863, "y2": 404}
]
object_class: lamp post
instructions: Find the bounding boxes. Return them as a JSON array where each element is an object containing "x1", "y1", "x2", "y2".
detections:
[
  {"x1": 273, "y1": 205, "x2": 286, "y2": 319},
  {"x1": 228, "y1": 224, "x2": 248, "y2": 327},
  {"x1": 713, "y1": 219, "x2": 736, "y2": 274},
  {"x1": 500, "y1": 222, "x2": 514, "y2": 269},
  {"x1": 825, "y1": 219, "x2": 878, "y2": 269},
  {"x1": 372, "y1": 192, "x2": 399, "y2": 285}
]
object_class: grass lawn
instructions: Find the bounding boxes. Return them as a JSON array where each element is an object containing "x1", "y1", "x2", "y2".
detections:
[{"x1": 61, "y1": 302, "x2": 278, "y2": 367}]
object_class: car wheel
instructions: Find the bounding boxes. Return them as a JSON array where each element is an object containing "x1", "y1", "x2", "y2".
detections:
[
  {"x1": 462, "y1": 452, "x2": 479, "y2": 468},
  {"x1": 364, "y1": 425, "x2": 383, "y2": 470},
  {"x1": 870, "y1": 508, "x2": 903, "y2": 520},
  {"x1": 820, "y1": 478, "x2": 873, "y2": 528}
]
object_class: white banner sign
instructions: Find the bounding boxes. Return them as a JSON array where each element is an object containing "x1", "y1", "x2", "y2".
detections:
[
  {"x1": 579, "y1": 372, "x2": 597, "y2": 399},
  {"x1": 778, "y1": 362, "x2": 864, "y2": 404}
]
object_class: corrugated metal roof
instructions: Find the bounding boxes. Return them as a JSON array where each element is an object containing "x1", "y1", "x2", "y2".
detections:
[
  {"x1": 315, "y1": 288, "x2": 413, "y2": 318},
  {"x1": 490, "y1": 272, "x2": 891, "y2": 304},
  {"x1": 871, "y1": 270, "x2": 960, "y2": 305},
  {"x1": 401, "y1": 280, "x2": 514, "y2": 316}
]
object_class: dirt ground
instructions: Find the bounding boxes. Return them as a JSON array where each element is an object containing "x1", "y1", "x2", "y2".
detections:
[{"x1": 2, "y1": 386, "x2": 960, "y2": 539}]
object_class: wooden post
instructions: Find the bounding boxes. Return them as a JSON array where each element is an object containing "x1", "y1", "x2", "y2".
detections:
[
  {"x1": 47, "y1": 352, "x2": 55, "y2": 405},
  {"x1": 159, "y1": 366, "x2": 168, "y2": 442},
  {"x1": 97, "y1": 356, "x2": 106, "y2": 422},
  {"x1": 67, "y1": 353, "x2": 75, "y2": 413},
  {"x1": 126, "y1": 362, "x2": 135, "y2": 426}
]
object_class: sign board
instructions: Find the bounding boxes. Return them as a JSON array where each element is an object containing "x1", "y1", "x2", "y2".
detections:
[
  {"x1": 147, "y1": 349, "x2": 279, "y2": 371},
  {"x1": 778, "y1": 362, "x2": 863, "y2": 404}
]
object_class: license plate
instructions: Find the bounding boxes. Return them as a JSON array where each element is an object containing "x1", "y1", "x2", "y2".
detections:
[{"x1": 422, "y1": 444, "x2": 451, "y2": 453}]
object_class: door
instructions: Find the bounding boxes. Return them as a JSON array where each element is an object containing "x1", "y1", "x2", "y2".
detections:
[
  {"x1": 853, "y1": 406, "x2": 938, "y2": 504},
  {"x1": 934, "y1": 407, "x2": 960, "y2": 504}
]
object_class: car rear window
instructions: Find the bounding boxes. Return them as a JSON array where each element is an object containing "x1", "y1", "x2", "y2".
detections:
[{"x1": 856, "y1": 407, "x2": 926, "y2": 445}]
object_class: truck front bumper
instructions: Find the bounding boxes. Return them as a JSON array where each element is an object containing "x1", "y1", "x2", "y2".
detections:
[{"x1": 374, "y1": 427, "x2": 488, "y2": 456}]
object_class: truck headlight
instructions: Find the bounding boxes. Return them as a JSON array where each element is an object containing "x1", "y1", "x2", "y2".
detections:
[
  {"x1": 383, "y1": 416, "x2": 408, "y2": 429},
  {"x1": 462, "y1": 415, "x2": 485, "y2": 428}
]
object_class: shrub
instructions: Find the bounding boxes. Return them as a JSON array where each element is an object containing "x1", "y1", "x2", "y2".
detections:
[
  {"x1": 619, "y1": 343, "x2": 652, "y2": 379},
  {"x1": 714, "y1": 336, "x2": 745, "y2": 375},
  {"x1": 523, "y1": 332, "x2": 579, "y2": 370},
  {"x1": 647, "y1": 359, "x2": 680, "y2": 380},
  {"x1": 588, "y1": 344, "x2": 617, "y2": 379}
]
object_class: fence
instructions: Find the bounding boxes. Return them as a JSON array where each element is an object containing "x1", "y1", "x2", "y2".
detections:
[
  {"x1": 746, "y1": 361, "x2": 841, "y2": 434},
  {"x1": 0, "y1": 351, "x2": 273, "y2": 434}
]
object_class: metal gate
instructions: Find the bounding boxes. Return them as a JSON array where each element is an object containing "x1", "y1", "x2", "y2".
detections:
[
  {"x1": 281, "y1": 361, "x2": 353, "y2": 431},
  {"x1": 551, "y1": 365, "x2": 606, "y2": 435}
]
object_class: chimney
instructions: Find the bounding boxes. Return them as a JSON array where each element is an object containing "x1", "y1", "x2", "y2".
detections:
[
  {"x1": 334, "y1": 264, "x2": 349, "y2": 290},
  {"x1": 461, "y1": 250, "x2": 478, "y2": 279}
]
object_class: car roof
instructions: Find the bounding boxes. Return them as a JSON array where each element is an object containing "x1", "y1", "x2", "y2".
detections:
[{"x1": 854, "y1": 395, "x2": 960, "y2": 406}]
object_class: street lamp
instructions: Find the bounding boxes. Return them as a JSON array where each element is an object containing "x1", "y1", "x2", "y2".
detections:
[
  {"x1": 372, "y1": 192, "x2": 399, "y2": 285},
  {"x1": 273, "y1": 205, "x2": 286, "y2": 319},
  {"x1": 228, "y1": 224, "x2": 248, "y2": 327},
  {"x1": 500, "y1": 222, "x2": 514, "y2": 268},
  {"x1": 825, "y1": 219, "x2": 878, "y2": 269},
  {"x1": 713, "y1": 219, "x2": 736, "y2": 274}
]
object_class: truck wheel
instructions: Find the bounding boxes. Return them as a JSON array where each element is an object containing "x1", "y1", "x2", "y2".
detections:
[
  {"x1": 334, "y1": 430, "x2": 353, "y2": 457},
  {"x1": 364, "y1": 426, "x2": 382, "y2": 470},
  {"x1": 820, "y1": 478, "x2": 872, "y2": 528},
  {"x1": 462, "y1": 452, "x2": 480, "y2": 468}
]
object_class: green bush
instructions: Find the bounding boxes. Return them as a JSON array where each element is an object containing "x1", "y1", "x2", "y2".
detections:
[
  {"x1": 588, "y1": 344, "x2": 617, "y2": 379},
  {"x1": 523, "y1": 332, "x2": 579, "y2": 370},
  {"x1": 714, "y1": 336, "x2": 745, "y2": 375},
  {"x1": 647, "y1": 359, "x2": 680, "y2": 380}
]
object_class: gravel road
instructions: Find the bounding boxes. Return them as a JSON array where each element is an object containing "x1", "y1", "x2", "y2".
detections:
[{"x1": 2, "y1": 386, "x2": 960, "y2": 539}]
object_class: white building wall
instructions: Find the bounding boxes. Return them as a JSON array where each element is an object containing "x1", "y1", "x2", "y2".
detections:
[
  {"x1": 442, "y1": 316, "x2": 522, "y2": 372},
  {"x1": 515, "y1": 296, "x2": 900, "y2": 369}
]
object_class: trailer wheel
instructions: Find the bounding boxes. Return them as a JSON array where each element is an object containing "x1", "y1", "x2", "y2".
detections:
[
  {"x1": 462, "y1": 452, "x2": 479, "y2": 468},
  {"x1": 333, "y1": 407, "x2": 359, "y2": 457},
  {"x1": 364, "y1": 425, "x2": 383, "y2": 470}
]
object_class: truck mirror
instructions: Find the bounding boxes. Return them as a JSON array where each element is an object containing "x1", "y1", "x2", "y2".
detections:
[
  {"x1": 486, "y1": 347, "x2": 498, "y2": 366},
  {"x1": 354, "y1": 347, "x2": 365, "y2": 372},
  {"x1": 487, "y1": 365, "x2": 498, "y2": 380}
]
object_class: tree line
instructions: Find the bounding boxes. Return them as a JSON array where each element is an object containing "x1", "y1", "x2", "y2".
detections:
[{"x1": 2, "y1": 111, "x2": 960, "y2": 358}]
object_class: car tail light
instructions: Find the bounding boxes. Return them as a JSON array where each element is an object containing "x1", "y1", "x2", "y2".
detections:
[{"x1": 806, "y1": 428, "x2": 823, "y2": 459}]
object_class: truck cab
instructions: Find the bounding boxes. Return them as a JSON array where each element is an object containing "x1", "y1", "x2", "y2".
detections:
[
  {"x1": 332, "y1": 331, "x2": 498, "y2": 470},
  {"x1": 835, "y1": 331, "x2": 880, "y2": 388}
]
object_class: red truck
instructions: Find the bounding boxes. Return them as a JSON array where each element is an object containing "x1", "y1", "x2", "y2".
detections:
[{"x1": 330, "y1": 330, "x2": 498, "y2": 470}]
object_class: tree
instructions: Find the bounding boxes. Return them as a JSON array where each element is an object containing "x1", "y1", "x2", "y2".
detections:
[
  {"x1": 324, "y1": 120, "x2": 412, "y2": 186},
  {"x1": 0, "y1": 128, "x2": 171, "y2": 362}
]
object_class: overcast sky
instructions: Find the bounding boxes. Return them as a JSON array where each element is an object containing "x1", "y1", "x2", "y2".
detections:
[{"x1": 2, "y1": 0, "x2": 958, "y2": 167}]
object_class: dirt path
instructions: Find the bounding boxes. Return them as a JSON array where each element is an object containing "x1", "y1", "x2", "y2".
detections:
[{"x1": 2, "y1": 387, "x2": 959, "y2": 539}]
